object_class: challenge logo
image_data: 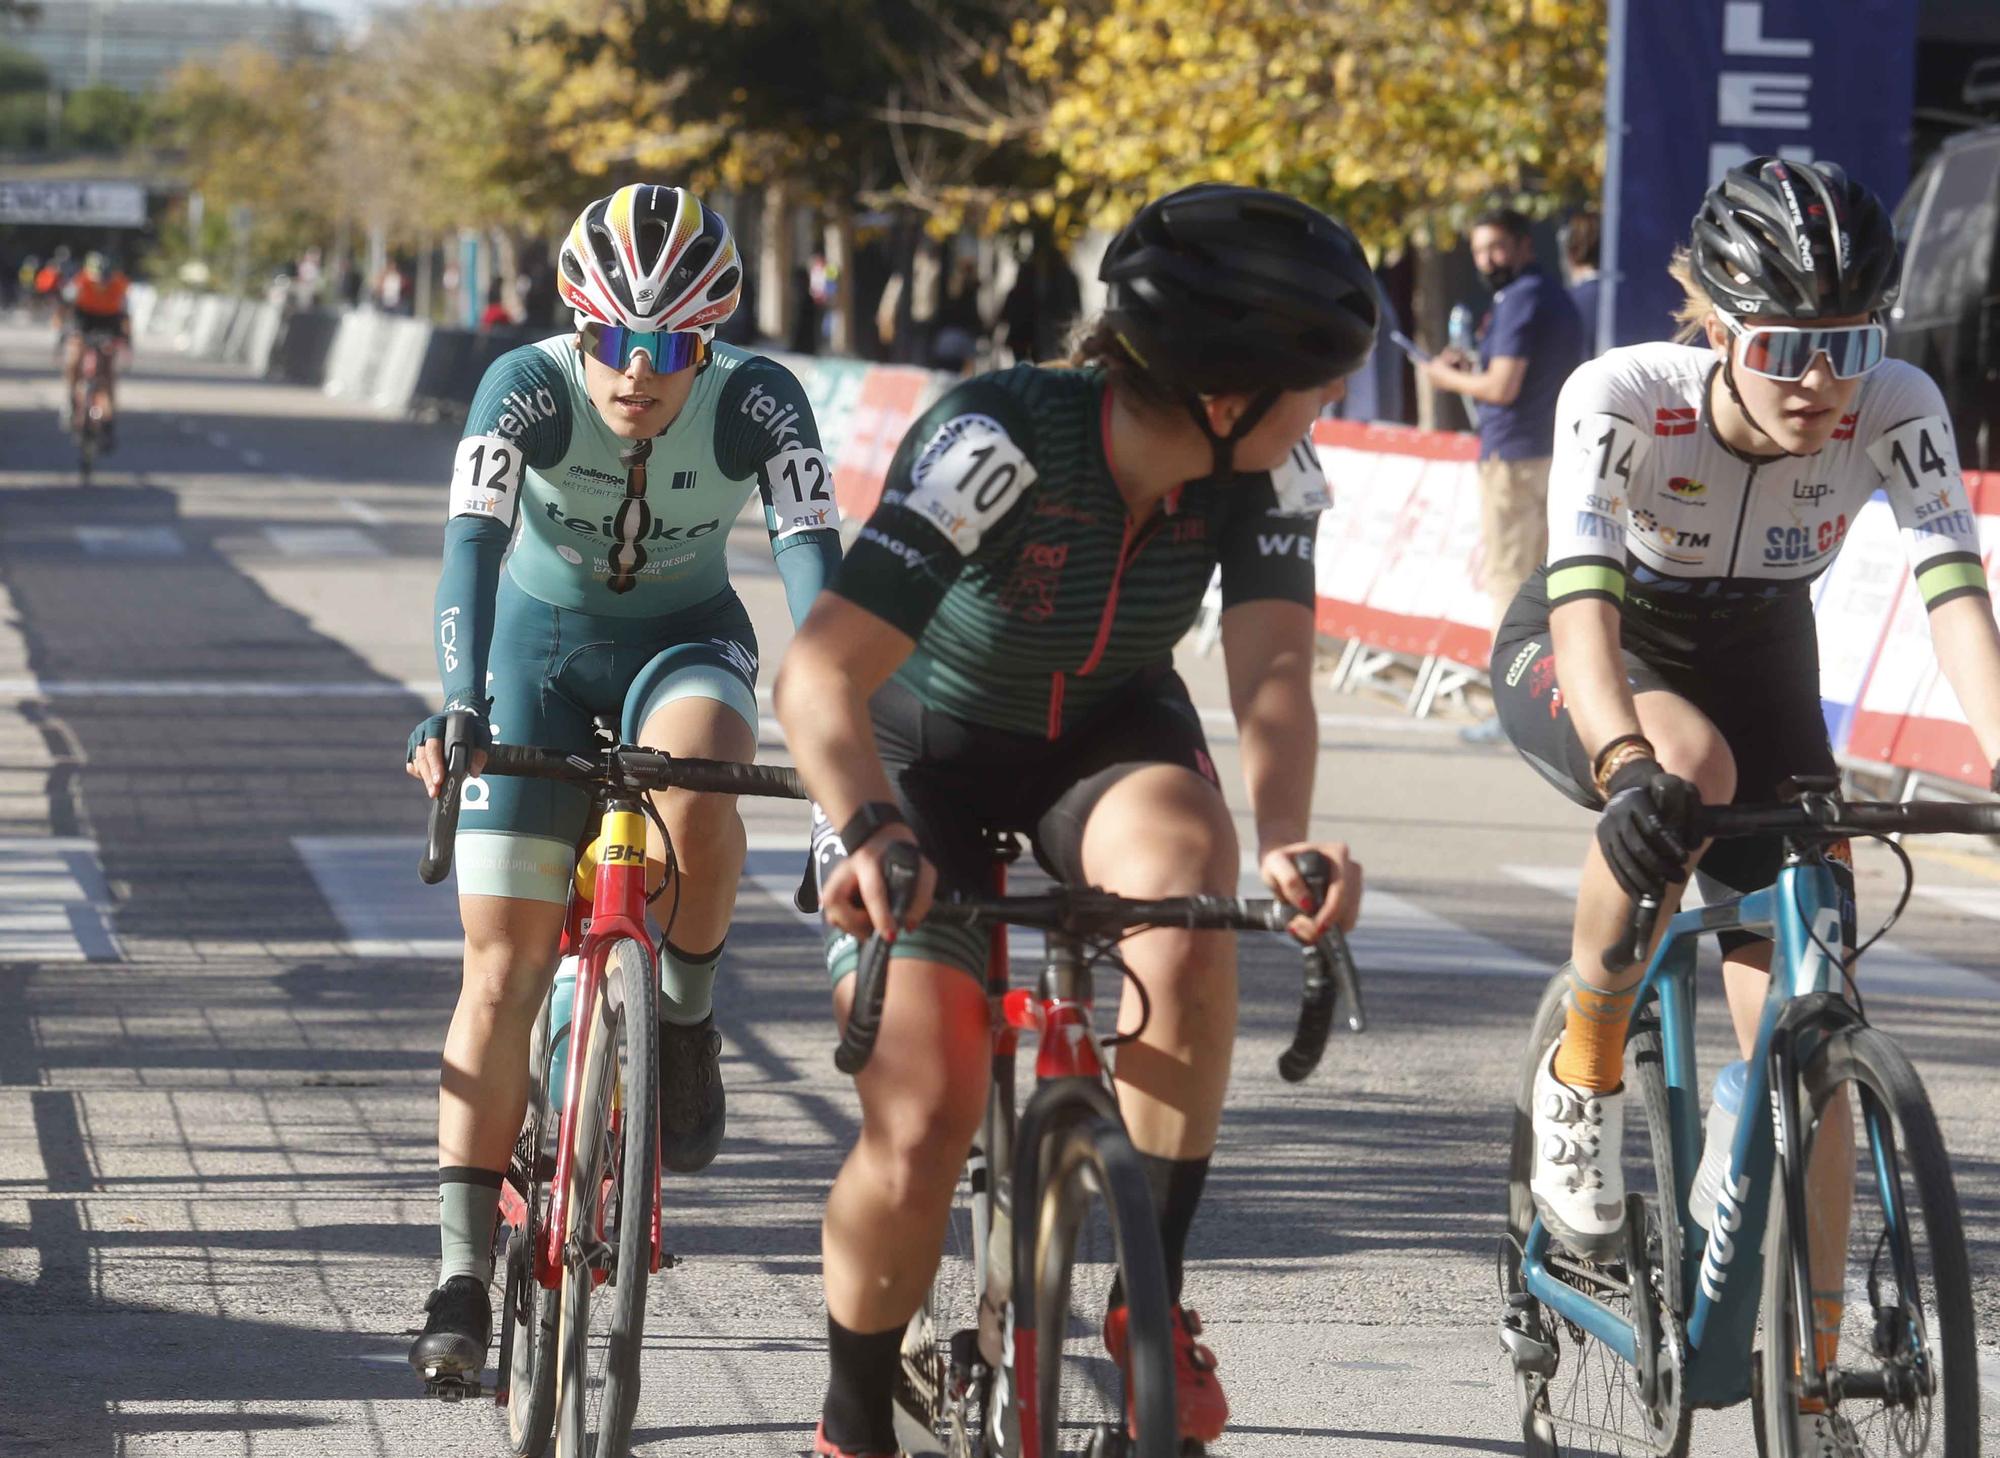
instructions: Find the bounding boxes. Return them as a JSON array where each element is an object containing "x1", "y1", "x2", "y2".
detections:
[{"x1": 1666, "y1": 476, "x2": 1706, "y2": 499}]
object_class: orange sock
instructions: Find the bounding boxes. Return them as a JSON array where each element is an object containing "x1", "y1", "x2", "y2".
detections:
[
  {"x1": 1797, "y1": 1293, "x2": 1844, "y2": 1412},
  {"x1": 1552, "y1": 963, "x2": 1636, "y2": 1093}
]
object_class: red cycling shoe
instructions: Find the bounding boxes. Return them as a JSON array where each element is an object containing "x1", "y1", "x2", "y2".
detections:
[
  {"x1": 812, "y1": 1420, "x2": 896, "y2": 1458},
  {"x1": 1103, "y1": 1302, "x2": 1229, "y2": 1444}
]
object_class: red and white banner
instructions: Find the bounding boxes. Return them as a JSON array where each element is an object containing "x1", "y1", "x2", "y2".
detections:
[{"x1": 1307, "y1": 415, "x2": 2000, "y2": 790}]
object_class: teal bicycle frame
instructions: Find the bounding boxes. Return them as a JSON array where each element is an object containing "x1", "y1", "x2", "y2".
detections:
[{"x1": 1518, "y1": 850, "x2": 1886, "y2": 1410}]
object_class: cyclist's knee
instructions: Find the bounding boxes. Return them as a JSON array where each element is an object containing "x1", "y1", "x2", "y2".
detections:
[
  {"x1": 1081, "y1": 774, "x2": 1238, "y2": 897},
  {"x1": 1649, "y1": 726, "x2": 1735, "y2": 806},
  {"x1": 857, "y1": 1079, "x2": 984, "y2": 1209}
]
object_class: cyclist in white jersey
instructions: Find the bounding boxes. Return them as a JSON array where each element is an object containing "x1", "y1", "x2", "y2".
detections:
[
  {"x1": 403, "y1": 185, "x2": 841, "y2": 1388},
  {"x1": 1491, "y1": 158, "x2": 2000, "y2": 1449}
]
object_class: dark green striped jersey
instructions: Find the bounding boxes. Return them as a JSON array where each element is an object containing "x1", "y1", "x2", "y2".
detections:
[{"x1": 833, "y1": 366, "x2": 1326, "y2": 738}]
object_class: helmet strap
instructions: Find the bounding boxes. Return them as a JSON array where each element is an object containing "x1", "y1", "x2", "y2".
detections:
[
  {"x1": 1181, "y1": 388, "x2": 1281, "y2": 483},
  {"x1": 1718, "y1": 351, "x2": 1803, "y2": 459}
]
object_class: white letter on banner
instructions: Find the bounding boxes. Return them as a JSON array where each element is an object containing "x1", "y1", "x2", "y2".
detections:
[
  {"x1": 1718, "y1": 73, "x2": 1812, "y2": 129},
  {"x1": 1722, "y1": 3, "x2": 1811, "y2": 59}
]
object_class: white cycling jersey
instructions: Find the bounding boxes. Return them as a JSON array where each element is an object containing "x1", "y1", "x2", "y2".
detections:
[{"x1": 1542, "y1": 342, "x2": 1985, "y2": 641}]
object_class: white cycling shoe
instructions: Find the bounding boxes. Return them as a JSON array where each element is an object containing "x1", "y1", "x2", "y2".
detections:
[{"x1": 1530, "y1": 1041, "x2": 1627, "y2": 1259}]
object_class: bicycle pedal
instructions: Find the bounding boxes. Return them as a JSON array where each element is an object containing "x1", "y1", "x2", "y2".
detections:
[
  {"x1": 422, "y1": 1371, "x2": 483, "y2": 1402},
  {"x1": 1499, "y1": 1305, "x2": 1558, "y2": 1377}
]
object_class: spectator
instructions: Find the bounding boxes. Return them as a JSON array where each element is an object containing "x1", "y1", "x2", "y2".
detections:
[
  {"x1": 477, "y1": 278, "x2": 516, "y2": 333},
  {"x1": 521, "y1": 255, "x2": 557, "y2": 330},
  {"x1": 338, "y1": 259, "x2": 364, "y2": 310},
  {"x1": 787, "y1": 263, "x2": 819, "y2": 354},
  {"x1": 928, "y1": 257, "x2": 984, "y2": 374},
  {"x1": 1563, "y1": 209, "x2": 1602, "y2": 357},
  {"x1": 998, "y1": 230, "x2": 1081, "y2": 364},
  {"x1": 1423, "y1": 206, "x2": 1585, "y2": 743}
]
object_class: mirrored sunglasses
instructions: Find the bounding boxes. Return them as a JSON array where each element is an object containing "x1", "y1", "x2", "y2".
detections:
[
  {"x1": 1722, "y1": 315, "x2": 1885, "y2": 382},
  {"x1": 581, "y1": 323, "x2": 707, "y2": 374}
]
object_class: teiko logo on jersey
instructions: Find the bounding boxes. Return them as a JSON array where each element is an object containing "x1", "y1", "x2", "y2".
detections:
[
  {"x1": 740, "y1": 382, "x2": 805, "y2": 447},
  {"x1": 494, "y1": 385, "x2": 558, "y2": 441}
]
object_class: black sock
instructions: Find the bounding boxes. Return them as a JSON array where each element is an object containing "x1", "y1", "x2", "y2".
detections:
[
  {"x1": 1109, "y1": 1153, "x2": 1211, "y2": 1309},
  {"x1": 820, "y1": 1314, "x2": 903, "y2": 1454}
]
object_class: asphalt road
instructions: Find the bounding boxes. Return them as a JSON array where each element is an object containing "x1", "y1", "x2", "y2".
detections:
[{"x1": 0, "y1": 315, "x2": 1994, "y2": 1457}]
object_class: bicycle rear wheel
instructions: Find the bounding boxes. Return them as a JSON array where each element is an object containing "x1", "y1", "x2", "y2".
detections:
[
  {"x1": 1022, "y1": 1113, "x2": 1177, "y2": 1458},
  {"x1": 1755, "y1": 1024, "x2": 1978, "y2": 1458},
  {"x1": 553, "y1": 938, "x2": 659, "y2": 1457},
  {"x1": 502, "y1": 996, "x2": 561, "y2": 1457},
  {"x1": 1503, "y1": 971, "x2": 1690, "y2": 1458}
]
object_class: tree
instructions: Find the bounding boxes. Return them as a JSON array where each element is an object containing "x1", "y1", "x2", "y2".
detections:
[
  {"x1": 1009, "y1": 0, "x2": 1606, "y2": 249},
  {"x1": 63, "y1": 83, "x2": 146, "y2": 151}
]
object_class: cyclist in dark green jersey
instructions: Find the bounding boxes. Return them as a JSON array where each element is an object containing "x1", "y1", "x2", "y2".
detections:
[
  {"x1": 775, "y1": 185, "x2": 1379, "y2": 1457},
  {"x1": 404, "y1": 184, "x2": 840, "y2": 1390}
]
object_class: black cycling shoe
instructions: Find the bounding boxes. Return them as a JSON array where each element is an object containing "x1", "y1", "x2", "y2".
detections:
[
  {"x1": 408, "y1": 1274, "x2": 492, "y2": 1399},
  {"x1": 659, "y1": 1014, "x2": 725, "y2": 1173}
]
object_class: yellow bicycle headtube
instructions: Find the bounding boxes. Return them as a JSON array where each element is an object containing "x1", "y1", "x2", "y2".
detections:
[{"x1": 574, "y1": 809, "x2": 650, "y2": 900}]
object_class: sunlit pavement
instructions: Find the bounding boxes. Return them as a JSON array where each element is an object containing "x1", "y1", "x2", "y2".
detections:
[{"x1": 0, "y1": 316, "x2": 1994, "y2": 1454}]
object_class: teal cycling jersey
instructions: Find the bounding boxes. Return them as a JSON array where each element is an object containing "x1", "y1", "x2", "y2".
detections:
[{"x1": 433, "y1": 336, "x2": 841, "y2": 711}]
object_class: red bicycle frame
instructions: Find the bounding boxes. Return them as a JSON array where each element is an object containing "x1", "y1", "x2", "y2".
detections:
[{"x1": 495, "y1": 796, "x2": 667, "y2": 1294}]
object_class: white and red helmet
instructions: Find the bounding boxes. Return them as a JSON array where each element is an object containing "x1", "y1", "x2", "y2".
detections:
[{"x1": 557, "y1": 184, "x2": 742, "y2": 336}]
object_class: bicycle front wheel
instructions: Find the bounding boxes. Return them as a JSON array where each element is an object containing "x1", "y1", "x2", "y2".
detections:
[
  {"x1": 554, "y1": 938, "x2": 659, "y2": 1458},
  {"x1": 1756, "y1": 1024, "x2": 1978, "y2": 1458},
  {"x1": 502, "y1": 993, "x2": 561, "y2": 1457},
  {"x1": 1022, "y1": 1113, "x2": 1177, "y2": 1458}
]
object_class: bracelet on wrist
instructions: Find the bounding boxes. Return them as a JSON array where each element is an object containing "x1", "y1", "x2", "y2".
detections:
[{"x1": 1594, "y1": 740, "x2": 1658, "y2": 799}]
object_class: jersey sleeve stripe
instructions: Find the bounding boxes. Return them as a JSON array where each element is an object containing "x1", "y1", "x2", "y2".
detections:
[
  {"x1": 1915, "y1": 553, "x2": 1989, "y2": 608},
  {"x1": 1546, "y1": 557, "x2": 1627, "y2": 606}
]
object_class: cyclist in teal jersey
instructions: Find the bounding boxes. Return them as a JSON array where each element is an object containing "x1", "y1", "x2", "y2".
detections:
[
  {"x1": 403, "y1": 184, "x2": 840, "y2": 1386},
  {"x1": 776, "y1": 186, "x2": 1376, "y2": 1457}
]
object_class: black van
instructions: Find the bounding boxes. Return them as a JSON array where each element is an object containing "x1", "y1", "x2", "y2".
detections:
[{"x1": 1890, "y1": 119, "x2": 2000, "y2": 469}]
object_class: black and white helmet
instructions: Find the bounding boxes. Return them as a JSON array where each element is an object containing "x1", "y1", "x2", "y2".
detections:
[
  {"x1": 1690, "y1": 157, "x2": 1900, "y2": 320},
  {"x1": 557, "y1": 184, "x2": 742, "y2": 334},
  {"x1": 1100, "y1": 184, "x2": 1380, "y2": 394}
]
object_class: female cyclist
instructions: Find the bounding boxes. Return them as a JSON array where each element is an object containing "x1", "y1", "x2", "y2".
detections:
[
  {"x1": 1492, "y1": 157, "x2": 2000, "y2": 1449},
  {"x1": 403, "y1": 184, "x2": 841, "y2": 1388},
  {"x1": 775, "y1": 184, "x2": 1377, "y2": 1456}
]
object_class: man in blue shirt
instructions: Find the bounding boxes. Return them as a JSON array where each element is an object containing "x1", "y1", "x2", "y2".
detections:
[{"x1": 1425, "y1": 207, "x2": 1585, "y2": 739}]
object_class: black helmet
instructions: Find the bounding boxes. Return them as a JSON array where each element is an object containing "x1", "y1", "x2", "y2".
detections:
[
  {"x1": 1690, "y1": 157, "x2": 1900, "y2": 320},
  {"x1": 1099, "y1": 184, "x2": 1380, "y2": 394}
]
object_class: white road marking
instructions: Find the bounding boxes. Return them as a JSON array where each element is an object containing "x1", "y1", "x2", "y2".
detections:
[
  {"x1": 263, "y1": 526, "x2": 384, "y2": 558},
  {"x1": 1502, "y1": 864, "x2": 2000, "y2": 1001},
  {"x1": 295, "y1": 832, "x2": 831, "y2": 959},
  {"x1": 341, "y1": 498, "x2": 389, "y2": 527},
  {"x1": 0, "y1": 679, "x2": 422, "y2": 697},
  {"x1": 0, "y1": 837, "x2": 120, "y2": 962},
  {"x1": 239, "y1": 448, "x2": 264, "y2": 468},
  {"x1": 1240, "y1": 861, "x2": 1547, "y2": 979},
  {"x1": 72, "y1": 525, "x2": 184, "y2": 557},
  {"x1": 205, "y1": 430, "x2": 230, "y2": 450}
]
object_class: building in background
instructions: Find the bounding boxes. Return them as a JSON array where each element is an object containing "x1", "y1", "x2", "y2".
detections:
[{"x1": 2, "y1": 0, "x2": 338, "y2": 94}]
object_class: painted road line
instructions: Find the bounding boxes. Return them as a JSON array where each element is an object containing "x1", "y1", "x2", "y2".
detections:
[
  {"x1": 0, "y1": 837, "x2": 120, "y2": 962},
  {"x1": 0, "y1": 679, "x2": 425, "y2": 698},
  {"x1": 1238, "y1": 861, "x2": 1546, "y2": 979},
  {"x1": 1503, "y1": 863, "x2": 2000, "y2": 1001},
  {"x1": 263, "y1": 526, "x2": 384, "y2": 558},
  {"x1": 205, "y1": 431, "x2": 231, "y2": 450},
  {"x1": 341, "y1": 499, "x2": 389, "y2": 527},
  {"x1": 240, "y1": 448, "x2": 264, "y2": 468},
  {"x1": 73, "y1": 525, "x2": 184, "y2": 557}
]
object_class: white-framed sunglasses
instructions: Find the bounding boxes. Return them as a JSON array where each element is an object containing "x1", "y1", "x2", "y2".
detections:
[{"x1": 1718, "y1": 312, "x2": 1886, "y2": 382}]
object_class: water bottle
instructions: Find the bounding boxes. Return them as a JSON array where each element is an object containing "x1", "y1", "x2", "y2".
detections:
[
  {"x1": 1688, "y1": 1060, "x2": 1750, "y2": 1232},
  {"x1": 1448, "y1": 303, "x2": 1476, "y2": 357},
  {"x1": 546, "y1": 955, "x2": 579, "y2": 1113}
]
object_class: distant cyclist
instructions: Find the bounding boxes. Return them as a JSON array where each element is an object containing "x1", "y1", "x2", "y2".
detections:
[
  {"x1": 403, "y1": 183, "x2": 841, "y2": 1390},
  {"x1": 60, "y1": 252, "x2": 130, "y2": 445},
  {"x1": 1493, "y1": 158, "x2": 2000, "y2": 1449},
  {"x1": 776, "y1": 184, "x2": 1372, "y2": 1457}
]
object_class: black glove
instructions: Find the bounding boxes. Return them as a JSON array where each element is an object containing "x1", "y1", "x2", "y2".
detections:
[
  {"x1": 1596, "y1": 758, "x2": 1700, "y2": 900},
  {"x1": 406, "y1": 702, "x2": 492, "y2": 763}
]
